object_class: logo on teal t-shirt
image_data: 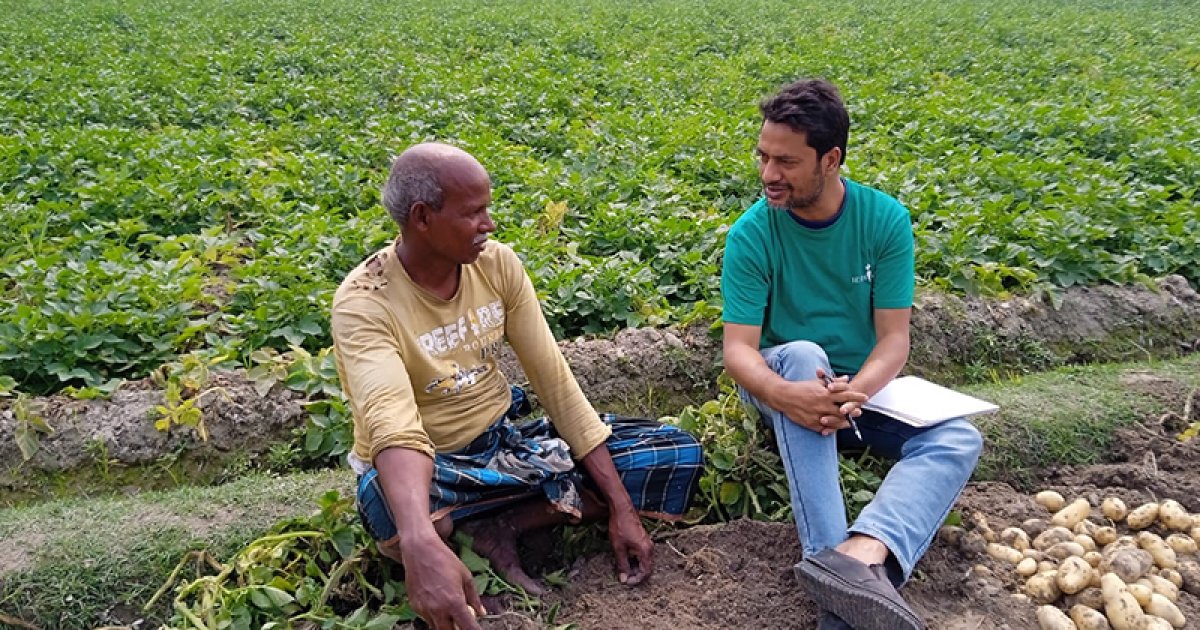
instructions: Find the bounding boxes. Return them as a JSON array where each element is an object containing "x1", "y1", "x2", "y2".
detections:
[{"x1": 720, "y1": 179, "x2": 915, "y2": 375}]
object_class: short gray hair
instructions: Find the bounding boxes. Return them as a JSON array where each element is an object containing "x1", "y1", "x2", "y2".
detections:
[{"x1": 381, "y1": 154, "x2": 443, "y2": 229}]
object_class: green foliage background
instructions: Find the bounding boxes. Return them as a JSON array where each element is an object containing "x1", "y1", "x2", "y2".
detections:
[{"x1": 2, "y1": 0, "x2": 1199, "y2": 392}]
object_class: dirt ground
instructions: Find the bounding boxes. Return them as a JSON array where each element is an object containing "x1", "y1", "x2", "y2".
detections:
[{"x1": 474, "y1": 388, "x2": 1200, "y2": 630}]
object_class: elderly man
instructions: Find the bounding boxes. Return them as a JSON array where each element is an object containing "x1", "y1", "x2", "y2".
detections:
[
  {"x1": 331, "y1": 143, "x2": 703, "y2": 630},
  {"x1": 720, "y1": 79, "x2": 983, "y2": 630}
]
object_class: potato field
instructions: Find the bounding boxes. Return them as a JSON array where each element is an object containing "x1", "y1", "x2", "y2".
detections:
[{"x1": 1, "y1": 0, "x2": 1198, "y2": 628}]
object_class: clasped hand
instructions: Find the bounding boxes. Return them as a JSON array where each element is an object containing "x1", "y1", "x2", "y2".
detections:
[{"x1": 774, "y1": 368, "x2": 867, "y2": 435}]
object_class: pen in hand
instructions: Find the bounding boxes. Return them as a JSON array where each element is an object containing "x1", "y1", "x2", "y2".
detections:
[{"x1": 820, "y1": 371, "x2": 864, "y2": 440}]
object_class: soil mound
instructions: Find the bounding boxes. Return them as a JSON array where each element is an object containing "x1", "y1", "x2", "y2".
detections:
[{"x1": 475, "y1": 388, "x2": 1200, "y2": 629}]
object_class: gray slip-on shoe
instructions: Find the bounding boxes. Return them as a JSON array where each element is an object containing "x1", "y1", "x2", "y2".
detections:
[
  {"x1": 816, "y1": 610, "x2": 854, "y2": 629},
  {"x1": 794, "y1": 549, "x2": 925, "y2": 630}
]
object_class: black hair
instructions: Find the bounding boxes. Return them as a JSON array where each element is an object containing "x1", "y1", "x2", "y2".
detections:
[{"x1": 759, "y1": 79, "x2": 850, "y2": 165}]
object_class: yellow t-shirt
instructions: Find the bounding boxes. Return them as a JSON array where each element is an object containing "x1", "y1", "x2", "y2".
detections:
[{"x1": 331, "y1": 240, "x2": 612, "y2": 463}]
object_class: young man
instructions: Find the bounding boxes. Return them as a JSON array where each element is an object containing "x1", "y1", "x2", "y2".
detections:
[
  {"x1": 720, "y1": 80, "x2": 983, "y2": 630},
  {"x1": 332, "y1": 143, "x2": 702, "y2": 630}
]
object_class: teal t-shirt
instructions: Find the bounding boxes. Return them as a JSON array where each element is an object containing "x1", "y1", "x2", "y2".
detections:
[{"x1": 721, "y1": 178, "x2": 915, "y2": 375}]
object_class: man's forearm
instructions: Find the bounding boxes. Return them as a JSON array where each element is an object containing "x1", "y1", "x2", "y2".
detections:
[
  {"x1": 848, "y1": 332, "x2": 909, "y2": 398},
  {"x1": 724, "y1": 341, "x2": 791, "y2": 410},
  {"x1": 578, "y1": 445, "x2": 636, "y2": 514},
  {"x1": 374, "y1": 447, "x2": 441, "y2": 550}
]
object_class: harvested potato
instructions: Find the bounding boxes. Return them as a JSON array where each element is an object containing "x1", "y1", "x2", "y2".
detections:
[
  {"x1": 1107, "y1": 535, "x2": 1138, "y2": 551},
  {"x1": 1139, "y1": 617, "x2": 1174, "y2": 630},
  {"x1": 1024, "y1": 518, "x2": 1052, "y2": 539},
  {"x1": 1101, "y1": 497, "x2": 1127, "y2": 523},
  {"x1": 1047, "y1": 542, "x2": 1087, "y2": 561},
  {"x1": 967, "y1": 511, "x2": 998, "y2": 542},
  {"x1": 1037, "y1": 490, "x2": 1067, "y2": 512},
  {"x1": 1093, "y1": 526, "x2": 1118, "y2": 546},
  {"x1": 1157, "y1": 568, "x2": 1183, "y2": 590},
  {"x1": 1058, "y1": 556, "x2": 1096, "y2": 595},
  {"x1": 1040, "y1": 560, "x2": 1060, "y2": 573},
  {"x1": 1176, "y1": 558, "x2": 1200, "y2": 596},
  {"x1": 1189, "y1": 526, "x2": 1200, "y2": 544},
  {"x1": 1164, "y1": 534, "x2": 1196, "y2": 555},
  {"x1": 1100, "y1": 573, "x2": 1144, "y2": 630},
  {"x1": 1141, "y1": 575, "x2": 1179, "y2": 602},
  {"x1": 938, "y1": 525, "x2": 965, "y2": 547},
  {"x1": 1052, "y1": 499, "x2": 1093, "y2": 529},
  {"x1": 1018, "y1": 557, "x2": 1040, "y2": 577},
  {"x1": 1136, "y1": 532, "x2": 1177, "y2": 570},
  {"x1": 1036, "y1": 604, "x2": 1077, "y2": 630},
  {"x1": 1027, "y1": 572, "x2": 1063, "y2": 604},
  {"x1": 1037, "y1": 527, "x2": 1078, "y2": 551},
  {"x1": 1083, "y1": 551, "x2": 1103, "y2": 568},
  {"x1": 1069, "y1": 604, "x2": 1111, "y2": 630},
  {"x1": 987, "y1": 543, "x2": 1024, "y2": 564},
  {"x1": 1126, "y1": 582, "x2": 1152, "y2": 608},
  {"x1": 1074, "y1": 535, "x2": 1097, "y2": 552},
  {"x1": 1065, "y1": 587, "x2": 1105, "y2": 611},
  {"x1": 1156, "y1": 500, "x2": 1190, "y2": 531},
  {"x1": 1026, "y1": 549, "x2": 1048, "y2": 560},
  {"x1": 1145, "y1": 594, "x2": 1185, "y2": 629},
  {"x1": 1099, "y1": 548, "x2": 1153, "y2": 584},
  {"x1": 1074, "y1": 520, "x2": 1099, "y2": 537},
  {"x1": 1125, "y1": 503, "x2": 1160, "y2": 530},
  {"x1": 1001, "y1": 527, "x2": 1031, "y2": 551},
  {"x1": 960, "y1": 531, "x2": 988, "y2": 556}
]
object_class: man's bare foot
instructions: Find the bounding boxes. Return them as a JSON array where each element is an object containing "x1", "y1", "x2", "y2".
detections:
[
  {"x1": 835, "y1": 534, "x2": 889, "y2": 567},
  {"x1": 460, "y1": 519, "x2": 546, "y2": 595}
]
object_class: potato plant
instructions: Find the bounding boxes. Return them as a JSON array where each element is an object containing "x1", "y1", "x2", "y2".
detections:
[{"x1": 3, "y1": 0, "x2": 1200, "y2": 394}]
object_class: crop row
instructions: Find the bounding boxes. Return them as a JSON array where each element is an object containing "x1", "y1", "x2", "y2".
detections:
[{"x1": 1, "y1": 0, "x2": 1197, "y2": 391}]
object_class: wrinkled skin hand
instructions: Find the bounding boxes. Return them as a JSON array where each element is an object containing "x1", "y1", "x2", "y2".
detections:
[
  {"x1": 402, "y1": 534, "x2": 486, "y2": 630},
  {"x1": 607, "y1": 506, "x2": 654, "y2": 585}
]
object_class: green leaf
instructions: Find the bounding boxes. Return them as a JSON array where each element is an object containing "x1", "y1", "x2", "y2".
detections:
[
  {"x1": 305, "y1": 426, "x2": 326, "y2": 452},
  {"x1": 248, "y1": 585, "x2": 294, "y2": 610},
  {"x1": 15, "y1": 427, "x2": 40, "y2": 460},
  {"x1": 850, "y1": 490, "x2": 875, "y2": 504},
  {"x1": 330, "y1": 526, "x2": 357, "y2": 559},
  {"x1": 473, "y1": 573, "x2": 491, "y2": 595},
  {"x1": 343, "y1": 605, "x2": 371, "y2": 625},
  {"x1": 709, "y1": 451, "x2": 734, "y2": 471},
  {"x1": 718, "y1": 480, "x2": 742, "y2": 506},
  {"x1": 362, "y1": 612, "x2": 402, "y2": 630},
  {"x1": 459, "y1": 545, "x2": 491, "y2": 573}
]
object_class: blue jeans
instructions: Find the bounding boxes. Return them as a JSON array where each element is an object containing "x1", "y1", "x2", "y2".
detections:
[{"x1": 743, "y1": 341, "x2": 983, "y2": 584}]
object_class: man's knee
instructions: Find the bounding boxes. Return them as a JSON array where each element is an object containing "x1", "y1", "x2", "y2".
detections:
[
  {"x1": 960, "y1": 422, "x2": 984, "y2": 459},
  {"x1": 767, "y1": 340, "x2": 830, "y2": 378},
  {"x1": 943, "y1": 419, "x2": 984, "y2": 462}
]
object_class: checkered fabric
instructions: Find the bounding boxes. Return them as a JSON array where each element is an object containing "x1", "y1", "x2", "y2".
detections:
[{"x1": 356, "y1": 389, "x2": 703, "y2": 541}]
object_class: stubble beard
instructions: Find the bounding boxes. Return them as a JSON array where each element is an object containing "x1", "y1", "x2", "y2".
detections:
[{"x1": 787, "y1": 172, "x2": 825, "y2": 211}]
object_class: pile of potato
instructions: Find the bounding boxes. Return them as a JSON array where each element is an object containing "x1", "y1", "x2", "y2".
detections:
[{"x1": 940, "y1": 491, "x2": 1200, "y2": 630}]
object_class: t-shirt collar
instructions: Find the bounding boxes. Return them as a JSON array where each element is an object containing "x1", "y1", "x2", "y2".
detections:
[{"x1": 785, "y1": 177, "x2": 848, "y2": 229}]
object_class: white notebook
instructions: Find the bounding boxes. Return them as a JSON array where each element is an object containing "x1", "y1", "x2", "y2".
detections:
[{"x1": 863, "y1": 376, "x2": 999, "y2": 427}]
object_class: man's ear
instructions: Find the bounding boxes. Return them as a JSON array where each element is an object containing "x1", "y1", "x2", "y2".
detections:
[
  {"x1": 408, "y1": 201, "x2": 433, "y2": 232},
  {"x1": 822, "y1": 147, "x2": 842, "y2": 175}
]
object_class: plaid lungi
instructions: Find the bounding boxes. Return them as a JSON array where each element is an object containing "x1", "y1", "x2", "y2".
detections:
[{"x1": 356, "y1": 389, "x2": 703, "y2": 542}]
